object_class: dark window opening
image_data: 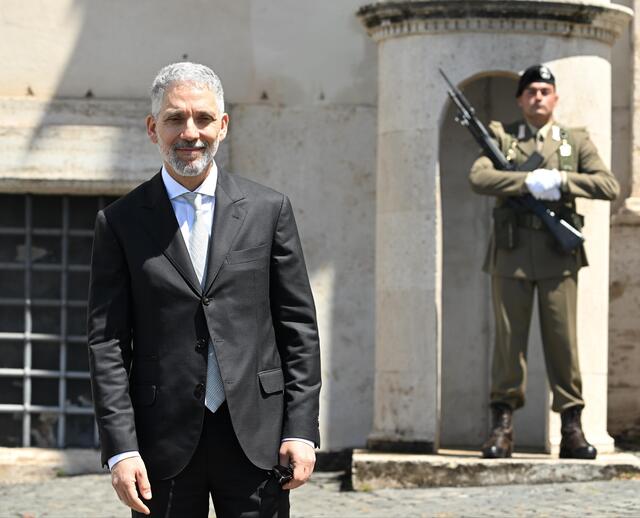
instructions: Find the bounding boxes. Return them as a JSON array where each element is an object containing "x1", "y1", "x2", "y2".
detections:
[{"x1": 0, "y1": 193, "x2": 118, "y2": 447}]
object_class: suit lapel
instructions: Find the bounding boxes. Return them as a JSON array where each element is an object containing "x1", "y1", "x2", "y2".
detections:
[
  {"x1": 204, "y1": 169, "x2": 247, "y2": 294},
  {"x1": 141, "y1": 172, "x2": 202, "y2": 294}
]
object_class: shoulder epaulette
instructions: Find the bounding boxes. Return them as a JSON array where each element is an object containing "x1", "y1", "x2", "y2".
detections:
[
  {"x1": 488, "y1": 120, "x2": 505, "y2": 139},
  {"x1": 501, "y1": 121, "x2": 522, "y2": 138}
]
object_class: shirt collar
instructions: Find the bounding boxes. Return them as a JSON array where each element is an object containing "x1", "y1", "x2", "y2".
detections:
[
  {"x1": 161, "y1": 161, "x2": 218, "y2": 200},
  {"x1": 526, "y1": 119, "x2": 554, "y2": 140}
]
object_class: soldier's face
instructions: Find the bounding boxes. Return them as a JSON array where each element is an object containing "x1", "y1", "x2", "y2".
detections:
[{"x1": 517, "y1": 82, "x2": 558, "y2": 124}]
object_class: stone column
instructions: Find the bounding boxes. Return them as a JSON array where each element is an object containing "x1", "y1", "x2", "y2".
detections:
[
  {"x1": 358, "y1": 0, "x2": 631, "y2": 453},
  {"x1": 608, "y1": 0, "x2": 640, "y2": 441},
  {"x1": 620, "y1": 0, "x2": 640, "y2": 207}
]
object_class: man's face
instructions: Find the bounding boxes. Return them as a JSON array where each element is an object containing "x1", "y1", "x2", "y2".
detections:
[
  {"x1": 516, "y1": 82, "x2": 558, "y2": 125},
  {"x1": 146, "y1": 82, "x2": 229, "y2": 178}
]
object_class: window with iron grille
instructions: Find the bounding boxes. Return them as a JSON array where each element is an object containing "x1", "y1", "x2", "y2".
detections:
[{"x1": 0, "y1": 194, "x2": 118, "y2": 448}]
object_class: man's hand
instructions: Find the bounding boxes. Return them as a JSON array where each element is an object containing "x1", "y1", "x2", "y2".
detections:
[
  {"x1": 531, "y1": 168, "x2": 561, "y2": 189},
  {"x1": 278, "y1": 440, "x2": 316, "y2": 490},
  {"x1": 111, "y1": 456, "x2": 152, "y2": 515},
  {"x1": 526, "y1": 168, "x2": 562, "y2": 201}
]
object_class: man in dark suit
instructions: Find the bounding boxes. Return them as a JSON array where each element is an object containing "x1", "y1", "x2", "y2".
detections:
[{"x1": 88, "y1": 62, "x2": 321, "y2": 517}]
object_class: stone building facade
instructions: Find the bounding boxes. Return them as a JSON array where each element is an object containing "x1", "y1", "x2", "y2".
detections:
[{"x1": 0, "y1": 0, "x2": 637, "y2": 454}]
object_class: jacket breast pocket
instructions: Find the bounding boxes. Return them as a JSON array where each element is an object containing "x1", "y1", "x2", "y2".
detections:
[
  {"x1": 258, "y1": 368, "x2": 284, "y2": 397},
  {"x1": 131, "y1": 384, "x2": 157, "y2": 407},
  {"x1": 227, "y1": 244, "x2": 269, "y2": 265}
]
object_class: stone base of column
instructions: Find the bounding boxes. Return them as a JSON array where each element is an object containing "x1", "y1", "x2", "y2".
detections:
[
  {"x1": 548, "y1": 412, "x2": 616, "y2": 455},
  {"x1": 367, "y1": 433, "x2": 436, "y2": 454},
  {"x1": 612, "y1": 197, "x2": 640, "y2": 225},
  {"x1": 548, "y1": 433, "x2": 616, "y2": 456}
]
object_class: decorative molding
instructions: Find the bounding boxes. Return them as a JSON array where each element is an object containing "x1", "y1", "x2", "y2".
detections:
[{"x1": 357, "y1": 1, "x2": 633, "y2": 45}]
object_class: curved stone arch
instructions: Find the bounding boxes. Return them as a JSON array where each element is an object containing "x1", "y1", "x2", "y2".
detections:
[
  {"x1": 435, "y1": 68, "x2": 519, "y2": 129},
  {"x1": 438, "y1": 71, "x2": 551, "y2": 449},
  {"x1": 459, "y1": 69, "x2": 519, "y2": 87}
]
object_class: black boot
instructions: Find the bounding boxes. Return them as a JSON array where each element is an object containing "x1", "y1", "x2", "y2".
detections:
[
  {"x1": 559, "y1": 406, "x2": 597, "y2": 460},
  {"x1": 481, "y1": 403, "x2": 513, "y2": 458}
]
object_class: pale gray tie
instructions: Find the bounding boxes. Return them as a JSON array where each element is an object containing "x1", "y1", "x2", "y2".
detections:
[{"x1": 182, "y1": 192, "x2": 225, "y2": 412}]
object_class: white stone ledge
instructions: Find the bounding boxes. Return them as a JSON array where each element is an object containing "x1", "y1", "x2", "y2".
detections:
[
  {"x1": 352, "y1": 449, "x2": 640, "y2": 490},
  {"x1": 0, "y1": 176, "x2": 142, "y2": 196},
  {"x1": 0, "y1": 97, "x2": 229, "y2": 195}
]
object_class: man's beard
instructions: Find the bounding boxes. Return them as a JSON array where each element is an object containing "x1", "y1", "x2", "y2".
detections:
[{"x1": 158, "y1": 138, "x2": 219, "y2": 177}]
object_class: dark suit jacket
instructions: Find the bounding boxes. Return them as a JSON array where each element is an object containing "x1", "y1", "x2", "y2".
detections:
[{"x1": 87, "y1": 168, "x2": 321, "y2": 480}]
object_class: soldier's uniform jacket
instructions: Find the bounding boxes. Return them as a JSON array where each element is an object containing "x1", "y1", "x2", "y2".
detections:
[{"x1": 469, "y1": 120, "x2": 619, "y2": 279}]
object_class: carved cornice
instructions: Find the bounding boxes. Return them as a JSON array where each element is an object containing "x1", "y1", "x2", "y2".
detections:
[{"x1": 357, "y1": 1, "x2": 633, "y2": 45}]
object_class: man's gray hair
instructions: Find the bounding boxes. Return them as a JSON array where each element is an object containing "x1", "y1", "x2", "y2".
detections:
[{"x1": 150, "y1": 62, "x2": 225, "y2": 117}]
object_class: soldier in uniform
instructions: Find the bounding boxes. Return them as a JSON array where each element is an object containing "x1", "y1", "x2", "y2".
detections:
[{"x1": 469, "y1": 64, "x2": 619, "y2": 459}]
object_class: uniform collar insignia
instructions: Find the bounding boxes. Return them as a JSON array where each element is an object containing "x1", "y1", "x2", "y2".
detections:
[
  {"x1": 551, "y1": 125, "x2": 561, "y2": 142},
  {"x1": 518, "y1": 124, "x2": 526, "y2": 140}
]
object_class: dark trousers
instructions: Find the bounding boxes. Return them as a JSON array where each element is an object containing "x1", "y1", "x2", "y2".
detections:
[
  {"x1": 133, "y1": 403, "x2": 289, "y2": 518},
  {"x1": 490, "y1": 274, "x2": 584, "y2": 412}
]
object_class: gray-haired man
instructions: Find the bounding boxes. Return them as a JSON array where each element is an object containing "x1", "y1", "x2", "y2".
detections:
[{"x1": 88, "y1": 62, "x2": 321, "y2": 517}]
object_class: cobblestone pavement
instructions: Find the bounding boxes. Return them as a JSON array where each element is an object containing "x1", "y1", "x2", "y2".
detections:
[{"x1": 1, "y1": 472, "x2": 639, "y2": 517}]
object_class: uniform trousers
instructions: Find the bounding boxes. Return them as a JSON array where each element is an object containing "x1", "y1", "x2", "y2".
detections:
[
  {"x1": 132, "y1": 402, "x2": 289, "y2": 518},
  {"x1": 490, "y1": 273, "x2": 584, "y2": 412}
]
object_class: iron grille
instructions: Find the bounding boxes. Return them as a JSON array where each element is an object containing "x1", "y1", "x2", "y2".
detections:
[{"x1": 0, "y1": 194, "x2": 118, "y2": 448}]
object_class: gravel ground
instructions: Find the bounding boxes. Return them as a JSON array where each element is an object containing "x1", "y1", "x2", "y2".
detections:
[{"x1": 1, "y1": 471, "x2": 639, "y2": 517}]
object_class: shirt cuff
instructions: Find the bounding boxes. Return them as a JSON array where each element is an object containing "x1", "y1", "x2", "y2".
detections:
[
  {"x1": 107, "y1": 451, "x2": 141, "y2": 471},
  {"x1": 281, "y1": 437, "x2": 316, "y2": 449}
]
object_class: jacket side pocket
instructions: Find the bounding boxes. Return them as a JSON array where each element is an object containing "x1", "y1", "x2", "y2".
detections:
[
  {"x1": 131, "y1": 385, "x2": 157, "y2": 407},
  {"x1": 493, "y1": 206, "x2": 518, "y2": 249},
  {"x1": 258, "y1": 368, "x2": 284, "y2": 396}
]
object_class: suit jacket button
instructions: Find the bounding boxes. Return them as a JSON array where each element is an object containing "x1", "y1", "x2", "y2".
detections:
[
  {"x1": 194, "y1": 383, "x2": 205, "y2": 399},
  {"x1": 196, "y1": 338, "x2": 207, "y2": 352},
  {"x1": 202, "y1": 297, "x2": 210, "y2": 306}
]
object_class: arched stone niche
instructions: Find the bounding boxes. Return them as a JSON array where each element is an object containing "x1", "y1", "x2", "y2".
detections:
[
  {"x1": 440, "y1": 73, "x2": 552, "y2": 450},
  {"x1": 359, "y1": 0, "x2": 632, "y2": 453}
]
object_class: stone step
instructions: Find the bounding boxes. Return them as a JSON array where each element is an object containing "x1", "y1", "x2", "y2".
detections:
[
  {"x1": 0, "y1": 447, "x2": 103, "y2": 484},
  {"x1": 352, "y1": 449, "x2": 640, "y2": 491}
]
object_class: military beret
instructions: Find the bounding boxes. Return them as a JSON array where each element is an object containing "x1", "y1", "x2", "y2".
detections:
[{"x1": 516, "y1": 64, "x2": 555, "y2": 97}]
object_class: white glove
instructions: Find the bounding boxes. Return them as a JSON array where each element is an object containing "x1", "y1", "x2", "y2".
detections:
[
  {"x1": 525, "y1": 168, "x2": 562, "y2": 201},
  {"x1": 532, "y1": 168, "x2": 562, "y2": 190},
  {"x1": 536, "y1": 186, "x2": 561, "y2": 201}
]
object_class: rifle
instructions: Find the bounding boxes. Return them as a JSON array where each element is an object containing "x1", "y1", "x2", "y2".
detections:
[{"x1": 439, "y1": 69, "x2": 584, "y2": 253}]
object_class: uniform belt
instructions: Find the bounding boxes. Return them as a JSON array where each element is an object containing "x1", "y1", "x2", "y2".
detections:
[{"x1": 516, "y1": 213, "x2": 545, "y2": 230}]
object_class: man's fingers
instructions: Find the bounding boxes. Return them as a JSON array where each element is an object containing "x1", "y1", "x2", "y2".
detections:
[
  {"x1": 136, "y1": 465, "x2": 153, "y2": 500},
  {"x1": 111, "y1": 456, "x2": 152, "y2": 515},
  {"x1": 113, "y1": 478, "x2": 150, "y2": 515},
  {"x1": 279, "y1": 442, "x2": 315, "y2": 490},
  {"x1": 282, "y1": 462, "x2": 312, "y2": 490},
  {"x1": 121, "y1": 483, "x2": 151, "y2": 514}
]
